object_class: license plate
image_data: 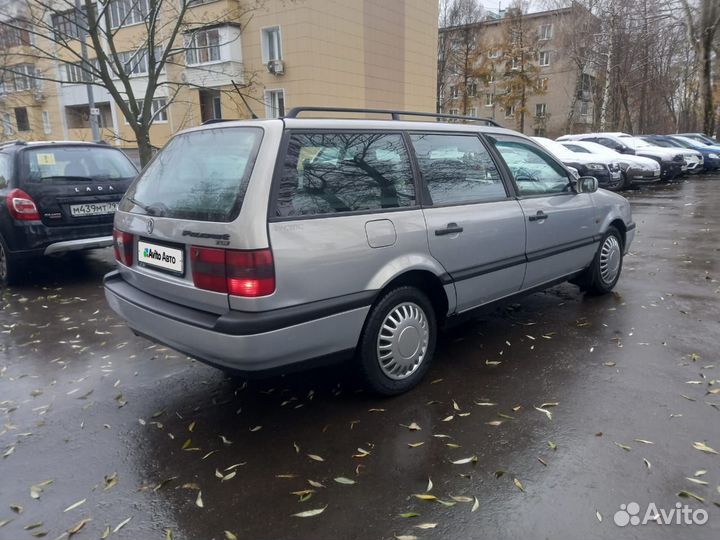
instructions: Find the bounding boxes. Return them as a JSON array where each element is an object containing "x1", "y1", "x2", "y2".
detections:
[
  {"x1": 137, "y1": 240, "x2": 184, "y2": 275},
  {"x1": 70, "y1": 202, "x2": 118, "y2": 217}
]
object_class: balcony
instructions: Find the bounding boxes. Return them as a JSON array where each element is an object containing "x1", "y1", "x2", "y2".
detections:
[{"x1": 183, "y1": 25, "x2": 244, "y2": 88}]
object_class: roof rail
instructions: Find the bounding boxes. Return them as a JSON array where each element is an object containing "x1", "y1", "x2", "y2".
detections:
[
  {"x1": 201, "y1": 118, "x2": 235, "y2": 125},
  {"x1": 285, "y1": 106, "x2": 501, "y2": 127},
  {"x1": 0, "y1": 140, "x2": 26, "y2": 148}
]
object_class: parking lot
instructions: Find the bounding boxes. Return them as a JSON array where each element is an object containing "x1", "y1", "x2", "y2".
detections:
[{"x1": 1, "y1": 176, "x2": 719, "y2": 540}]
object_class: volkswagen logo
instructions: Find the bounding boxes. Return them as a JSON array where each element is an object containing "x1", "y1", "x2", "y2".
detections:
[{"x1": 146, "y1": 219, "x2": 154, "y2": 235}]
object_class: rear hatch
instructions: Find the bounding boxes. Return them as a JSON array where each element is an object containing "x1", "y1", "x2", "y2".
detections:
[
  {"x1": 19, "y1": 145, "x2": 137, "y2": 226},
  {"x1": 112, "y1": 126, "x2": 267, "y2": 314}
]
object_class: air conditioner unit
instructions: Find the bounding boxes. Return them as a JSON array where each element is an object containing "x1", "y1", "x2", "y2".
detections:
[{"x1": 267, "y1": 60, "x2": 284, "y2": 75}]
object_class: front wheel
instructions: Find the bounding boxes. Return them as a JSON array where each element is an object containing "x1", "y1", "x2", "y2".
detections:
[
  {"x1": 355, "y1": 286, "x2": 437, "y2": 395},
  {"x1": 576, "y1": 227, "x2": 624, "y2": 295},
  {"x1": 0, "y1": 237, "x2": 22, "y2": 287}
]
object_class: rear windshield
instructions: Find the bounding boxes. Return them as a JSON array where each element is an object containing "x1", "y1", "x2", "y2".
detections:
[
  {"x1": 122, "y1": 127, "x2": 262, "y2": 222},
  {"x1": 22, "y1": 146, "x2": 137, "y2": 182}
]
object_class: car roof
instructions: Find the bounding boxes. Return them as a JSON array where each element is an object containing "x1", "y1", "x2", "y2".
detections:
[{"x1": 0, "y1": 140, "x2": 119, "y2": 152}]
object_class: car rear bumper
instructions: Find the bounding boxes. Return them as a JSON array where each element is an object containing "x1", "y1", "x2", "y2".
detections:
[
  {"x1": 104, "y1": 271, "x2": 371, "y2": 372},
  {"x1": 4, "y1": 220, "x2": 114, "y2": 256}
]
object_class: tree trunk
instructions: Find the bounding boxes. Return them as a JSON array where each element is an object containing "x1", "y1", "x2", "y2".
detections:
[
  {"x1": 700, "y1": 40, "x2": 714, "y2": 135},
  {"x1": 136, "y1": 129, "x2": 154, "y2": 168}
]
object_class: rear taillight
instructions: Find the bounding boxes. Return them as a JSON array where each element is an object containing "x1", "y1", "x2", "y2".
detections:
[
  {"x1": 113, "y1": 228, "x2": 134, "y2": 266},
  {"x1": 191, "y1": 246, "x2": 275, "y2": 297},
  {"x1": 6, "y1": 188, "x2": 40, "y2": 220}
]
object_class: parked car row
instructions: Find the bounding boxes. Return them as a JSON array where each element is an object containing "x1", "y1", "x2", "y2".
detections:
[{"x1": 542, "y1": 131, "x2": 720, "y2": 191}]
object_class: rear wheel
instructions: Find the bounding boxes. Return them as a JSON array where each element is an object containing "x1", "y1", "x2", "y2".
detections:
[
  {"x1": 575, "y1": 227, "x2": 623, "y2": 295},
  {"x1": 356, "y1": 286, "x2": 437, "y2": 395},
  {"x1": 0, "y1": 236, "x2": 21, "y2": 287}
]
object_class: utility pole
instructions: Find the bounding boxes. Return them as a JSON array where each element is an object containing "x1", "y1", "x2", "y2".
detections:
[
  {"x1": 75, "y1": 0, "x2": 100, "y2": 142},
  {"x1": 599, "y1": 10, "x2": 614, "y2": 131}
]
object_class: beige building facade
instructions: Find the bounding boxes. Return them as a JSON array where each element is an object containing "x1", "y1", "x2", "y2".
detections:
[
  {"x1": 0, "y1": 0, "x2": 438, "y2": 158},
  {"x1": 439, "y1": 6, "x2": 597, "y2": 138}
]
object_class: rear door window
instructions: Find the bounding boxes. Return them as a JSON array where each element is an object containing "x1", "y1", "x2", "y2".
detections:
[
  {"x1": 22, "y1": 146, "x2": 136, "y2": 182},
  {"x1": 410, "y1": 133, "x2": 506, "y2": 205},
  {"x1": 0, "y1": 153, "x2": 11, "y2": 187},
  {"x1": 274, "y1": 132, "x2": 415, "y2": 217},
  {"x1": 122, "y1": 127, "x2": 262, "y2": 222}
]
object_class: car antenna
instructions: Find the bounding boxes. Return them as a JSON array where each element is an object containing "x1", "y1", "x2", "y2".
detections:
[{"x1": 232, "y1": 80, "x2": 258, "y2": 119}]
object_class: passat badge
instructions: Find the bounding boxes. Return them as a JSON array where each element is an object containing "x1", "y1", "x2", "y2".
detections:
[{"x1": 146, "y1": 219, "x2": 154, "y2": 235}]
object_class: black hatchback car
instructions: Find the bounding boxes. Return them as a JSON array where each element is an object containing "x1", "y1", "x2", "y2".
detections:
[{"x1": 0, "y1": 140, "x2": 138, "y2": 285}]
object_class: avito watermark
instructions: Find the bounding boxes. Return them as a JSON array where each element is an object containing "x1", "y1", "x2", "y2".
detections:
[{"x1": 614, "y1": 501, "x2": 709, "y2": 527}]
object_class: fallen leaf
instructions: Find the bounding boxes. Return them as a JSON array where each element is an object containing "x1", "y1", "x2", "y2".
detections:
[
  {"x1": 413, "y1": 493, "x2": 436, "y2": 501},
  {"x1": 308, "y1": 480, "x2": 325, "y2": 488},
  {"x1": 68, "y1": 518, "x2": 91, "y2": 536},
  {"x1": 221, "y1": 471, "x2": 236, "y2": 482},
  {"x1": 436, "y1": 499, "x2": 456, "y2": 507},
  {"x1": 537, "y1": 457, "x2": 547, "y2": 466},
  {"x1": 426, "y1": 477, "x2": 433, "y2": 492},
  {"x1": 249, "y1": 426, "x2": 262, "y2": 432},
  {"x1": 407, "y1": 442, "x2": 424, "y2": 448},
  {"x1": 442, "y1": 415, "x2": 454, "y2": 422},
  {"x1": 30, "y1": 479, "x2": 53, "y2": 499},
  {"x1": 450, "y1": 495, "x2": 473, "y2": 502},
  {"x1": 644, "y1": 458, "x2": 651, "y2": 470},
  {"x1": 100, "y1": 525, "x2": 110, "y2": 539},
  {"x1": 513, "y1": 478, "x2": 525, "y2": 492},
  {"x1": 692, "y1": 441, "x2": 718, "y2": 454},
  {"x1": 113, "y1": 517, "x2": 132, "y2": 533},
  {"x1": 451, "y1": 456, "x2": 477, "y2": 465},
  {"x1": 415, "y1": 523, "x2": 437, "y2": 529},
  {"x1": 486, "y1": 420, "x2": 504, "y2": 426},
  {"x1": 399, "y1": 512, "x2": 419, "y2": 518},
  {"x1": 534, "y1": 407, "x2": 552, "y2": 420},
  {"x1": 63, "y1": 498, "x2": 86, "y2": 513},
  {"x1": 24, "y1": 522, "x2": 43, "y2": 530},
  {"x1": 219, "y1": 435, "x2": 233, "y2": 445},
  {"x1": 103, "y1": 472, "x2": 118, "y2": 491},
  {"x1": 548, "y1": 441, "x2": 557, "y2": 451},
  {"x1": 224, "y1": 532, "x2": 238, "y2": 540},
  {"x1": 195, "y1": 491, "x2": 204, "y2": 508},
  {"x1": 334, "y1": 477, "x2": 355, "y2": 485},
  {"x1": 614, "y1": 442, "x2": 632, "y2": 451},
  {"x1": 678, "y1": 491, "x2": 704, "y2": 503},
  {"x1": 634, "y1": 439, "x2": 654, "y2": 445},
  {"x1": 401, "y1": 422, "x2": 421, "y2": 431},
  {"x1": 686, "y1": 477, "x2": 709, "y2": 486},
  {"x1": 292, "y1": 506, "x2": 327, "y2": 517},
  {"x1": 394, "y1": 536, "x2": 418, "y2": 540},
  {"x1": 471, "y1": 496, "x2": 479, "y2": 512},
  {"x1": 10, "y1": 505, "x2": 22, "y2": 514},
  {"x1": 452, "y1": 400, "x2": 461, "y2": 411},
  {"x1": 307, "y1": 454, "x2": 325, "y2": 462},
  {"x1": 694, "y1": 470, "x2": 707, "y2": 477},
  {"x1": 188, "y1": 421, "x2": 196, "y2": 432},
  {"x1": 596, "y1": 511, "x2": 602, "y2": 522}
]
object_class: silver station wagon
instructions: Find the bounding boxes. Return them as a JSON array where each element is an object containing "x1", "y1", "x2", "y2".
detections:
[{"x1": 104, "y1": 108, "x2": 635, "y2": 395}]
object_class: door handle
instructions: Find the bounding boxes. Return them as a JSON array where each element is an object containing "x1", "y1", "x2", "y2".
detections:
[
  {"x1": 528, "y1": 211, "x2": 549, "y2": 222},
  {"x1": 435, "y1": 222, "x2": 464, "y2": 236}
]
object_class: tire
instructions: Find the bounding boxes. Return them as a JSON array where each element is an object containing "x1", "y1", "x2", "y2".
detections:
[
  {"x1": 576, "y1": 226, "x2": 624, "y2": 295},
  {"x1": 355, "y1": 286, "x2": 437, "y2": 395},
  {"x1": 620, "y1": 171, "x2": 632, "y2": 190},
  {"x1": 0, "y1": 236, "x2": 22, "y2": 287}
]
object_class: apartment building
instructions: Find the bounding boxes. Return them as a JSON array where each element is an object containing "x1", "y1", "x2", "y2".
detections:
[
  {"x1": 439, "y1": 5, "x2": 599, "y2": 138},
  {"x1": 0, "y1": 0, "x2": 438, "y2": 159}
]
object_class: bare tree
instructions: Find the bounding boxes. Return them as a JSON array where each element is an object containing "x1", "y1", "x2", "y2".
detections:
[
  {"x1": 495, "y1": 4, "x2": 545, "y2": 133},
  {"x1": 0, "y1": 0, "x2": 261, "y2": 165},
  {"x1": 677, "y1": 0, "x2": 720, "y2": 136}
]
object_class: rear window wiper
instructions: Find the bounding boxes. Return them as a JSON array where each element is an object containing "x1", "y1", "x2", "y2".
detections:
[{"x1": 124, "y1": 196, "x2": 166, "y2": 217}]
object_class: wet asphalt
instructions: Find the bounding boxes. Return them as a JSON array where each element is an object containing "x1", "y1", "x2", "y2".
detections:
[{"x1": 1, "y1": 176, "x2": 719, "y2": 540}]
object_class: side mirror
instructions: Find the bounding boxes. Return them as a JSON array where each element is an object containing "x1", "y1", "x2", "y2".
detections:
[
  {"x1": 574, "y1": 176, "x2": 598, "y2": 193},
  {"x1": 567, "y1": 166, "x2": 580, "y2": 179}
]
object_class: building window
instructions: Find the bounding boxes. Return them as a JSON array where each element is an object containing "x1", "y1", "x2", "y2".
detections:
[
  {"x1": 52, "y1": 8, "x2": 89, "y2": 39},
  {"x1": 450, "y1": 85, "x2": 458, "y2": 99},
  {"x1": 10, "y1": 64, "x2": 37, "y2": 92},
  {"x1": 0, "y1": 22, "x2": 31, "y2": 48},
  {"x1": 468, "y1": 107, "x2": 477, "y2": 117},
  {"x1": 186, "y1": 29, "x2": 221, "y2": 65},
  {"x1": 504, "y1": 106, "x2": 515, "y2": 118},
  {"x1": 109, "y1": 0, "x2": 149, "y2": 29},
  {"x1": 42, "y1": 111, "x2": 52, "y2": 134},
  {"x1": 117, "y1": 48, "x2": 156, "y2": 76},
  {"x1": 467, "y1": 82, "x2": 477, "y2": 97},
  {"x1": 535, "y1": 103, "x2": 547, "y2": 117},
  {"x1": 265, "y1": 89, "x2": 285, "y2": 118},
  {"x1": 2, "y1": 112, "x2": 13, "y2": 136},
  {"x1": 485, "y1": 93, "x2": 494, "y2": 107},
  {"x1": 124, "y1": 98, "x2": 169, "y2": 124},
  {"x1": 261, "y1": 26, "x2": 282, "y2": 63},
  {"x1": 539, "y1": 51, "x2": 550, "y2": 67},
  {"x1": 579, "y1": 100, "x2": 589, "y2": 116},
  {"x1": 538, "y1": 24, "x2": 553, "y2": 40},
  {"x1": 488, "y1": 48, "x2": 501, "y2": 59},
  {"x1": 15, "y1": 107, "x2": 30, "y2": 131},
  {"x1": 511, "y1": 57, "x2": 520, "y2": 70},
  {"x1": 533, "y1": 127, "x2": 546, "y2": 137}
]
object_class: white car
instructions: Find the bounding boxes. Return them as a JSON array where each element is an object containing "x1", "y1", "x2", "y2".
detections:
[
  {"x1": 559, "y1": 140, "x2": 661, "y2": 188},
  {"x1": 532, "y1": 137, "x2": 624, "y2": 191}
]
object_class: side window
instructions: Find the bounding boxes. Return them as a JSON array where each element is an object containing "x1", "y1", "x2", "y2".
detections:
[
  {"x1": 410, "y1": 133, "x2": 506, "y2": 205},
  {"x1": 275, "y1": 132, "x2": 415, "y2": 217},
  {"x1": 488, "y1": 136, "x2": 570, "y2": 196},
  {"x1": 0, "y1": 154, "x2": 11, "y2": 187}
]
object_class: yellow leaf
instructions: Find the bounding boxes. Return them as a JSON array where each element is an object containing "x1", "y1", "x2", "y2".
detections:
[
  {"x1": 450, "y1": 456, "x2": 477, "y2": 465},
  {"x1": 292, "y1": 506, "x2": 327, "y2": 517},
  {"x1": 413, "y1": 493, "x2": 436, "y2": 501},
  {"x1": 307, "y1": 454, "x2": 325, "y2": 462},
  {"x1": 513, "y1": 478, "x2": 525, "y2": 492},
  {"x1": 471, "y1": 496, "x2": 479, "y2": 512},
  {"x1": 68, "y1": 518, "x2": 91, "y2": 536},
  {"x1": 692, "y1": 441, "x2": 718, "y2": 454},
  {"x1": 63, "y1": 499, "x2": 86, "y2": 513},
  {"x1": 407, "y1": 442, "x2": 425, "y2": 448},
  {"x1": 415, "y1": 523, "x2": 438, "y2": 529},
  {"x1": 224, "y1": 532, "x2": 238, "y2": 540},
  {"x1": 195, "y1": 491, "x2": 204, "y2": 508}
]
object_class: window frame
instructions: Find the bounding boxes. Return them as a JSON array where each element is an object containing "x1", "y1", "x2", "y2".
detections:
[
  {"x1": 485, "y1": 133, "x2": 574, "y2": 200},
  {"x1": 261, "y1": 25, "x2": 283, "y2": 63},
  {"x1": 539, "y1": 51, "x2": 550, "y2": 67},
  {"x1": 267, "y1": 129, "x2": 422, "y2": 222},
  {"x1": 407, "y1": 131, "x2": 513, "y2": 209},
  {"x1": 264, "y1": 89, "x2": 285, "y2": 119},
  {"x1": 538, "y1": 24, "x2": 553, "y2": 40},
  {"x1": 185, "y1": 28, "x2": 221, "y2": 66}
]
